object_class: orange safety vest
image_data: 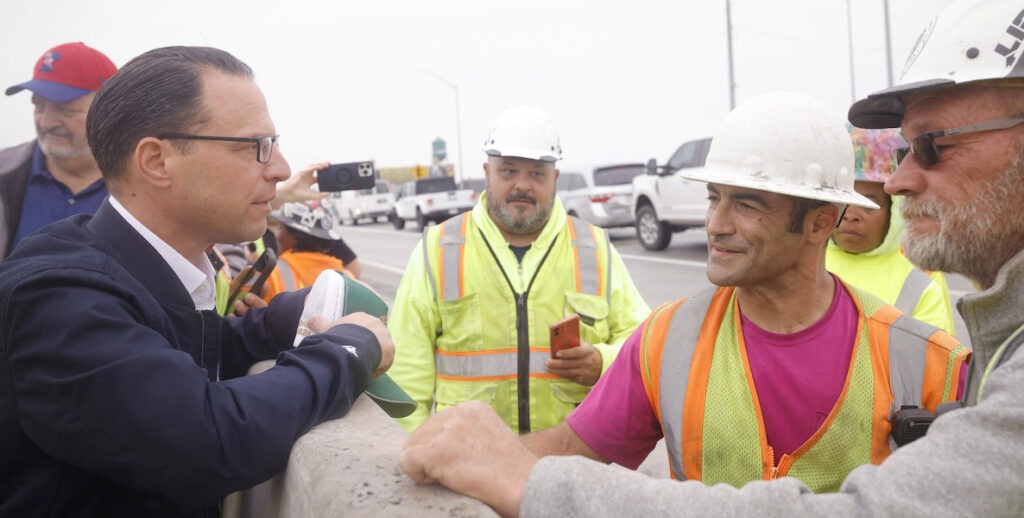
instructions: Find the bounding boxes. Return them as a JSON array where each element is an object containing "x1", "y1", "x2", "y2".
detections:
[
  {"x1": 639, "y1": 284, "x2": 969, "y2": 493},
  {"x1": 264, "y1": 250, "x2": 345, "y2": 301}
]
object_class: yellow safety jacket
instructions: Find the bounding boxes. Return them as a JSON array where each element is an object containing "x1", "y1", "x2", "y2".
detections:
[
  {"x1": 827, "y1": 196, "x2": 955, "y2": 333},
  {"x1": 388, "y1": 195, "x2": 650, "y2": 433},
  {"x1": 639, "y1": 284, "x2": 969, "y2": 493}
]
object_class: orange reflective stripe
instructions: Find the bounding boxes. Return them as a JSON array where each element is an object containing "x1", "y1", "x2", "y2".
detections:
[
  {"x1": 867, "y1": 304, "x2": 895, "y2": 464},
  {"x1": 437, "y1": 372, "x2": 561, "y2": 382},
  {"x1": 681, "y1": 287, "x2": 733, "y2": 481},
  {"x1": 924, "y1": 333, "x2": 969, "y2": 409},
  {"x1": 640, "y1": 301, "x2": 682, "y2": 425}
]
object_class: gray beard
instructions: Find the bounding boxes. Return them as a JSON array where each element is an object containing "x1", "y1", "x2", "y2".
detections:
[
  {"x1": 901, "y1": 150, "x2": 1024, "y2": 287},
  {"x1": 488, "y1": 195, "x2": 553, "y2": 236}
]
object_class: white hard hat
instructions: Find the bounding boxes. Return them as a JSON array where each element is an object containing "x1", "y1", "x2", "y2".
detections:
[
  {"x1": 482, "y1": 106, "x2": 562, "y2": 162},
  {"x1": 849, "y1": 0, "x2": 1024, "y2": 128},
  {"x1": 682, "y1": 92, "x2": 879, "y2": 209},
  {"x1": 271, "y1": 200, "x2": 345, "y2": 240}
]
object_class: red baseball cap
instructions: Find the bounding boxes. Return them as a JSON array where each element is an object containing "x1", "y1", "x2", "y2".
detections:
[{"x1": 6, "y1": 42, "x2": 117, "y2": 102}]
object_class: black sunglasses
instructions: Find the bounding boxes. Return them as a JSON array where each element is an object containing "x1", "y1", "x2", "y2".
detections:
[{"x1": 892, "y1": 116, "x2": 1024, "y2": 168}]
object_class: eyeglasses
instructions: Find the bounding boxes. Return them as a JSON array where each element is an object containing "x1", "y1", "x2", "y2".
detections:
[
  {"x1": 158, "y1": 133, "x2": 280, "y2": 164},
  {"x1": 892, "y1": 117, "x2": 1024, "y2": 168}
]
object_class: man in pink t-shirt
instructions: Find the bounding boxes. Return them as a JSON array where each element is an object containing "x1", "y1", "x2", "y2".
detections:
[{"x1": 517, "y1": 92, "x2": 968, "y2": 493}]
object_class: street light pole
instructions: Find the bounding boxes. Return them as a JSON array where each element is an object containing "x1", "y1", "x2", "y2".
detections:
[
  {"x1": 416, "y1": 68, "x2": 464, "y2": 183},
  {"x1": 883, "y1": 0, "x2": 894, "y2": 87},
  {"x1": 725, "y1": 0, "x2": 737, "y2": 110}
]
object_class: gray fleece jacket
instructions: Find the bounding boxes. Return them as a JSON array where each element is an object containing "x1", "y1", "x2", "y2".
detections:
[{"x1": 523, "y1": 250, "x2": 1024, "y2": 517}]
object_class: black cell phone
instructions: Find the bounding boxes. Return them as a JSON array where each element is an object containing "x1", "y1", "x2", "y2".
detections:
[
  {"x1": 316, "y1": 161, "x2": 376, "y2": 192},
  {"x1": 227, "y1": 248, "x2": 277, "y2": 305}
]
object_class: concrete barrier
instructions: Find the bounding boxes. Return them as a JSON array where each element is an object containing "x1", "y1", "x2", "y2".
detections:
[{"x1": 222, "y1": 363, "x2": 498, "y2": 517}]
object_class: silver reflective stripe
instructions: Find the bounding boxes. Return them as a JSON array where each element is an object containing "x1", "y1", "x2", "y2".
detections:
[
  {"x1": 886, "y1": 313, "x2": 934, "y2": 450},
  {"x1": 894, "y1": 269, "x2": 932, "y2": 315},
  {"x1": 276, "y1": 259, "x2": 296, "y2": 292},
  {"x1": 658, "y1": 288, "x2": 716, "y2": 480},
  {"x1": 437, "y1": 215, "x2": 467, "y2": 302},
  {"x1": 569, "y1": 217, "x2": 600, "y2": 296},
  {"x1": 435, "y1": 349, "x2": 548, "y2": 377}
]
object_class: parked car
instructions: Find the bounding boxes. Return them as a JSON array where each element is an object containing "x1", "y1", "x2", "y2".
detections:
[
  {"x1": 391, "y1": 176, "x2": 476, "y2": 230},
  {"x1": 330, "y1": 179, "x2": 396, "y2": 225},
  {"x1": 631, "y1": 137, "x2": 712, "y2": 250},
  {"x1": 560, "y1": 164, "x2": 644, "y2": 228},
  {"x1": 556, "y1": 171, "x2": 587, "y2": 193},
  {"x1": 458, "y1": 177, "x2": 487, "y2": 197}
]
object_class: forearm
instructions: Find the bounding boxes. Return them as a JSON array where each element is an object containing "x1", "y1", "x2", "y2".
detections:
[{"x1": 520, "y1": 422, "x2": 607, "y2": 462}]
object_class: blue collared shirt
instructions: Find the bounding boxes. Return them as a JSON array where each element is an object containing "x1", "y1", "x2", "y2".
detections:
[{"x1": 10, "y1": 145, "x2": 107, "y2": 250}]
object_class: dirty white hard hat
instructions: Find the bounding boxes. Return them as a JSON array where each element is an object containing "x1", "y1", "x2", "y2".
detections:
[
  {"x1": 849, "y1": 0, "x2": 1024, "y2": 129},
  {"x1": 482, "y1": 106, "x2": 562, "y2": 162},
  {"x1": 682, "y1": 92, "x2": 879, "y2": 209}
]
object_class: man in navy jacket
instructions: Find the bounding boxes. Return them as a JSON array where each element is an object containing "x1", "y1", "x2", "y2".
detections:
[{"x1": 0, "y1": 46, "x2": 394, "y2": 517}]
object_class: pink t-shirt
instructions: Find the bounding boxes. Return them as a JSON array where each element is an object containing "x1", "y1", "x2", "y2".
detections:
[{"x1": 568, "y1": 279, "x2": 859, "y2": 469}]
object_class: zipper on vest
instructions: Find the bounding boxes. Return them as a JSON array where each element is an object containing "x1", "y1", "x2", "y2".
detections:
[
  {"x1": 767, "y1": 446, "x2": 779, "y2": 480},
  {"x1": 515, "y1": 292, "x2": 530, "y2": 432},
  {"x1": 477, "y1": 228, "x2": 560, "y2": 434}
]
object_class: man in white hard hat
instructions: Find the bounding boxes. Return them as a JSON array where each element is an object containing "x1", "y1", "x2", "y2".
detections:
[
  {"x1": 399, "y1": 92, "x2": 978, "y2": 515},
  {"x1": 400, "y1": 1, "x2": 1024, "y2": 516},
  {"x1": 388, "y1": 106, "x2": 649, "y2": 434}
]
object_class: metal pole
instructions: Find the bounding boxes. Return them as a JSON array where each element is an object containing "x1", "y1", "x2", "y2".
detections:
[
  {"x1": 453, "y1": 84, "x2": 463, "y2": 184},
  {"x1": 725, "y1": 0, "x2": 736, "y2": 110},
  {"x1": 415, "y1": 68, "x2": 465, "y2": 182},
  {"x1": 883, "y1": 0, "x2": 894, "y2": 87},
  {"x1": 846, "y1": 0, "x2": 856, "y2": 102}
]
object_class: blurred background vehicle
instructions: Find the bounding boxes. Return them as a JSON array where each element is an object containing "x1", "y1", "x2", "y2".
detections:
[
  {"x1": 329, "y1": 179, "x2": 397, "y2": 225},
  {"x1": 632, "y1": 137, "x2": 712, "y2": 250},
  {"x1": 560, "y1": 164, "x2": 644, "y2": 228},
  {"x1": 391, "y1": 176, "x2": 475, "y2": 230},
  {"x1": 458, "y1": 177, "x2": 486, "y2": 197}
]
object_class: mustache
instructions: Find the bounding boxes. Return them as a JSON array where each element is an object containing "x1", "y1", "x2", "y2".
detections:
[
  {"x1": 506, "y1": 194, "x2": 536, "y2": 204},
  {"x1": 901, "y1": 198, "x2": 941, "y2": 220},
  {"x1": 39, "y1": 128, "x2": 73, "y2": 139}
]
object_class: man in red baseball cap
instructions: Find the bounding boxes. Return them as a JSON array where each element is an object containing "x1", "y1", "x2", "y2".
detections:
[{"x1": 0, "y1": 42, "x2": 117, "y2": 258}]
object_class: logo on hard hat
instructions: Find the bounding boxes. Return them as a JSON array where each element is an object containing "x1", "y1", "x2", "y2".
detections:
[
  {"x1": 995, "y1": 9, "x2": 1024, "y2": 69},
  {"x1": 901, "y1": 19, "x2": 936, "y2": 79}
]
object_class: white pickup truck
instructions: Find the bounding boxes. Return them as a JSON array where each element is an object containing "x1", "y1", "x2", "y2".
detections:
[
  {"x1": 331, "y1": 179, "x2": 396, "y2": 225},
  {"x1": 391, "y1": 176, "x2": 477, "y2": 231},
  {"x1": 631, "y1": 137, "x2": 712, "y2": 250}
]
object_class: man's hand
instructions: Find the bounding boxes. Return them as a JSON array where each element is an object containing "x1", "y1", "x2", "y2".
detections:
[
  {"x1": 545, "y1": 341, "x2": 602, "y2": 386},
  {"x1": 309, "y1": 312, "x2": 394, "y2": 376},
  {"x1": 228, "y1": 264, "x2": 271, "y2": 316},
  {"x1": 273, "y1": 161, "x2": 330, "y2": 209},
  {"x1": 232, "y1": 291, "x2": 267, "y2": 316},
  {"x1": 400, "y1": 401, "x2": 535, "y2": 518}
]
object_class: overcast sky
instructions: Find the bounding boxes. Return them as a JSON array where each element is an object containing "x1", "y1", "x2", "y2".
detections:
[{"x1": 1, "y1": 0, "x2": 956, "y2": 179}]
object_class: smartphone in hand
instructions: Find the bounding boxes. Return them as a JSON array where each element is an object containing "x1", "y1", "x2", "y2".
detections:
[
  {"x1": 549, "y1": 314, "x2": 581, "y2": 358},
  {"x1": 227, "y1": 248, "x2": 277, "y2": 309}
]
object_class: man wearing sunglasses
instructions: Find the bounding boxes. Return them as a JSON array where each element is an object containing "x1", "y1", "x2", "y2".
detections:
[
  {"x1": 0, "y1": 46, "x2": 395, "y2": 517},
  {"x1": 826, "y1": 126, "x2": 956, "y2": 334},
  {"x1": 397, "y1": 1, "x2": 1024, "y2": 516}
]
